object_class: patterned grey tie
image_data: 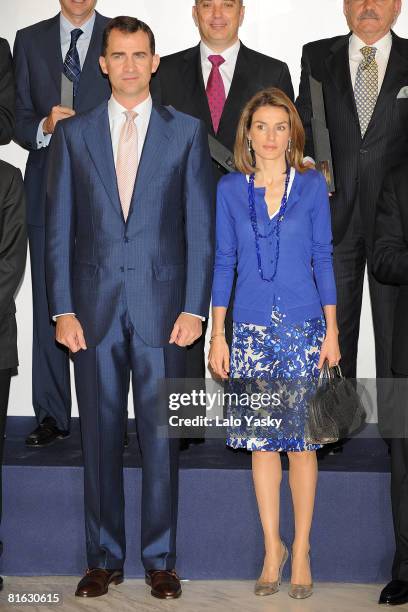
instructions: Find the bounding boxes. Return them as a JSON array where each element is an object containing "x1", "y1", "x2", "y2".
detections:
[{"x1": 354, "y1": 46, "x2": 378, "y2": 137}]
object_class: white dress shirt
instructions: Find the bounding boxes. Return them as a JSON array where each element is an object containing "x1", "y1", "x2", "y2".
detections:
[
  {"x1": 200, "y1": 39, "x2": 241, "y2": 97},
  {"x1": 36, "y1": 11, "x2": 96, "y2": 149},
  {"x1": 108, "y1": 94, "x2": 152, "y2": 165},
  {"x1": 349, "y1": 31, "x2": 392, "y2": 91}
]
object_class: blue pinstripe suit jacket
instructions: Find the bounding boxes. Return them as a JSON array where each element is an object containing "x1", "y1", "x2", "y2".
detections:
[{"x1": 45, "y1": 101, "x2": 215, "y2": 347}]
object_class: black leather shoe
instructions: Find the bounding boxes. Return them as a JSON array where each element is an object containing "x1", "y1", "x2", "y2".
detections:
[
  {"x1": 327, "y1": 443, "x2": 343, "y2": 455},
  {"x1": 179, "y1": 438, "x2": 205, "y2": 451},
  {"x1": 379, "y1": 580, "x2": 408, "y2": 605},
  {"x1": 25, "y1": 417, "x2": 70, "y2": 448},
  {"x1": 0, "y1": 575, "x2": 3, "y2": 591}
]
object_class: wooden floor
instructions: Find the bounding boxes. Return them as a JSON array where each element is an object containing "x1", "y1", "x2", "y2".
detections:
[{"x1": 1, "y1": 577, "x2": 408, "y2": 611}]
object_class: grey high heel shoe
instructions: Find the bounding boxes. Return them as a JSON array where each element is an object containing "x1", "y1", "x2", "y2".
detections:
[
  {"x1": 254, "y1": 541, "x2": 289, "y2": 596},
  {"x1": 288, "y1": 552, "x2": 313, "y2": 599}
]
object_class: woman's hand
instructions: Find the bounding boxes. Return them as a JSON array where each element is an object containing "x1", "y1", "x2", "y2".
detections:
[
  {"x1": 318, "y1": 331, "x2": 341, "y2": 369},
  {"x1": 208, "y1": 336, "x2": 230, "y2": 380}
]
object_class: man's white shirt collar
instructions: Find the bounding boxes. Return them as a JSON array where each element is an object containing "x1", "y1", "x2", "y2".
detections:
[
  {"x1": 60, "y1": 11, "x2": 96, "y2": 42},
  {"x1": 349, "y1": 31, "x2": 392, "y2": 59},
  {"x1": 200, "y1": 38, "x2": 241, "y2": 65},
  {"x1": 108, "y1": 94, "x2": 153, "y2": 123}
]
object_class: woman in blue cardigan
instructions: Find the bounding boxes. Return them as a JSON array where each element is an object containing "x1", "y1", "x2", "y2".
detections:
[{"x1": 209, "y1": 88, "x2": 340, "y2": 600}]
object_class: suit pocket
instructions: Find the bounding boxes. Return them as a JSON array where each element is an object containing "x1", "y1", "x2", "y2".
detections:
[
  {"x1": 396, "y1": 98, "x2": 408, "y2": 121},
  {"x1": 73, "y1": 261, "x2": 98, "y2": 280},
  {"x1": 153, "y1": 263, "x2": 185, "y2": 282}
]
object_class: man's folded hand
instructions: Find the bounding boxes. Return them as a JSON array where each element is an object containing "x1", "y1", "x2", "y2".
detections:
[
  {"x1": 55, "y1": 314, "x2": 87, "y2": 353},
  {"x1": 169, "y1": 313, "x2": 202, "y2": 347}
]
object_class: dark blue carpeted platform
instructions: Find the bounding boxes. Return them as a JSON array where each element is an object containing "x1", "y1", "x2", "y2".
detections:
[{"x1": 0, "y1": 417, "x2": 394, "y2": 582}]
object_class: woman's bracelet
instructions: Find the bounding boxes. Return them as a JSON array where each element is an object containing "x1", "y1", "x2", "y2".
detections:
[{"x1": 209, "y1": 332, "x2": 225, "y2": 343}]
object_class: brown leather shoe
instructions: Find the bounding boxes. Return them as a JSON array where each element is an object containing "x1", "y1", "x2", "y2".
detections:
[
  {"x1": 75, "y1": 568, "x2": 124, "y2": 598},
  {"x1": 145, "y1": 569, "x2": 182, "y2": 599}
]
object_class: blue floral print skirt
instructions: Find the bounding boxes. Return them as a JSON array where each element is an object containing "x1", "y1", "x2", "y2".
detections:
[{"x1": 226, "y1": 309, "x2": 326, "y2": 452}]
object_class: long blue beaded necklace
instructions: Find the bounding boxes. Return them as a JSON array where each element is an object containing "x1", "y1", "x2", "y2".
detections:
[{"x1": 248, "y1": 164, "x2": 291, "y2": 282}]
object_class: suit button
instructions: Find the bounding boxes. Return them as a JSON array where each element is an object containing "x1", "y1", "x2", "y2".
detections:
[
  {"x1": 360, "y1": 149, "x2": 368, "y2": 155},
  {"x1": 120, "y1": 266, "x2": 124, "y2": 272}
]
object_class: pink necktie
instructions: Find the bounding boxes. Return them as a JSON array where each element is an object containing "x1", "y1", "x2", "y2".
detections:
[
  {"x1": 116, "y1": 110, "x2": 138, "y2": 221},
  {"x1": 206, "y1": 55, "x2": 226, "y2": 133}
]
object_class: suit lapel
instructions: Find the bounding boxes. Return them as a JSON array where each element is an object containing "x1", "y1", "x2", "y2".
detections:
[
  {"x1": 182, "y1": 45, "x2": 214, "y2": 134},
  {"x1": 325, "y1": 34, "x2": 359, "y2": 127},
  {"x1": 131, "y1": 105, "x2": 173, "y2": 207},
  {"x1": 40, "y1": 14, "x2": 63, "y2": 100},
  {"x1": 76, "y1": 12, "x2": 107, "y2": 108},
  {"x1": 364, "y1": 32, "x2": 408, "y2": 140},
  {"x1": 217, "y1": 43, "x2": 251, "y2": 139},
  {"x1": 83, "y1": 103, "x2": 122, "y2": 218}
]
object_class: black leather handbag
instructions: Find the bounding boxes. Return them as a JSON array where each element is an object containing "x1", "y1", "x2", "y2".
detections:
[{"x1": 305, "y1": 363, "x2": 366, "y2": 445}]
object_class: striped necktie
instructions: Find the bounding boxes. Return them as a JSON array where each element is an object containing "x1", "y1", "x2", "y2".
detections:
[{"x1": 63, "y1": 28, "x2": 83, "y2": 99}]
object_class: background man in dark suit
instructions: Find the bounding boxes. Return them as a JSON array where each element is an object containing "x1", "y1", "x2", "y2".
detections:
[
  {"x1": 373, "y1": 162, "x2": 408, "y2": 606},
  {"x1": 296, "y1": 0, "x2": 407, "y2": 448},
  {"x1": 13, "y1": 0, "x2": 111, "y2": 448},
  {"x1": 0, "y1": 160, "x2": 27, "y2": 591},
  {"x1": 0, "y1": 38, "x2": 15, "y2": 145},
  {"x1": 152, "y1": 0, "x2": 294, "y2": 400},
  {"x1": 46, "y1": 17, "x2": 214, "y2": 599}
]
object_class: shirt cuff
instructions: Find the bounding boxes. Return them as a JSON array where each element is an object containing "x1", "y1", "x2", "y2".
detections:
[
  {"x1": 37, "y1": 118, "x2": 52, "y2": 149},
  {"x1": 53, "y1": 313, "x2": 76, "y2": 322},
  {"x1": 182, "y1": 311, "x2": 206, "y2": 322},
  {"x1": 304, "y1": 156, "x2": 315, "y2": 165}
]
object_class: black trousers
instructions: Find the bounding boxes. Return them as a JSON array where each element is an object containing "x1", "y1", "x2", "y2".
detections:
[
  {"x1": 0, "y1": 369, "x2": 11, "y2": 528},
  {"x1": 390, "y1": 373, "x2": 408, "y2": 582},
  {"x1": 333, "y1": 209, "x2": 398, "y2": 431}
]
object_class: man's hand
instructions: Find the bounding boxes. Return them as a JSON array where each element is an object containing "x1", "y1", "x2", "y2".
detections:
[
  {"x1": 169, "y1": 313, "x2": 202, "y2": 347},
  {"x1": 55, "y1": 314, "x2": 87, "y2": 353},
  {"x1": 43, "y1": 105, "x2": 76, "y2": 135}
]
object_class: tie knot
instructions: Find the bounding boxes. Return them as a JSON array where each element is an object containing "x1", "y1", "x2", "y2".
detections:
[
  {"x1": 70, "y1": 28, "x2": 83, "y2": 45},
  {"x1": 208, "y1": 54, "x2": 225, "y2": 68},
  {"x1": 360, "y1": 46, "x2": 377, "y2": 63},
  {"x1": 124, "y1": 110, "x2": 137, "y2": 123}
]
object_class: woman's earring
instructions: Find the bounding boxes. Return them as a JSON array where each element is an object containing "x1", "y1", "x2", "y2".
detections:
[
  {"x1": 247, "y1": 138, "x2": 256, "y2": 167},
  {"x1": 287, "y1": 138, "x2": 292, "y2": 154}
]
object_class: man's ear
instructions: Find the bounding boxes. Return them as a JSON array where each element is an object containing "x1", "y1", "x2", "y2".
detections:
[
  {"x1": 99, "y1": 56, "x2": 108, "y2": 76},
  {"x1": 152, "y1": 54, "x2": 160, "y2": 75},
  {"x1": 192, "y1": 6, "x2": 199, "y2": 27},
  {"x1": 239, "y1": 5, "x2": 245, "y2": 27},
  {"x1": 343, "y1": 0, "x2": 349, "y2": 21}
]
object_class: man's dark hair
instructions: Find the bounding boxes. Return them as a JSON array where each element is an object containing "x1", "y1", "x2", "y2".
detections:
[{"x1": 102, "y1": 16, "x2": 156, "y2": 56}]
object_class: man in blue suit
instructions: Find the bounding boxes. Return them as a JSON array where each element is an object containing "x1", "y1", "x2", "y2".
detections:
[
  {"x1": 46, "y1": 17, "x2": 214, "y2": 599},
  {"x1": 13, "y1": 0, "x2": 111, "y2": 447}
]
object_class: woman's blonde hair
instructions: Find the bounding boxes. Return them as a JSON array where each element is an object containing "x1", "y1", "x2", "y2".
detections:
[{"x1": 234, "y1": 87, "x2": 307, "y2": 175}]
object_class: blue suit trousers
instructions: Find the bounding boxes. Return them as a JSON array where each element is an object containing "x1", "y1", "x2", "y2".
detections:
[
  {"x1": 73, "y1": 288, "x2": 185, "y2": 570},
  {"x1": 28, "y1": 225, "x2": 71, "y2": 429}
]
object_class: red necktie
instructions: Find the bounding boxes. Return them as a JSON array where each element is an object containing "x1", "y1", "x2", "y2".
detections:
[{"x1": 206, "y1": 55, "x2": 226, "y2": 133}]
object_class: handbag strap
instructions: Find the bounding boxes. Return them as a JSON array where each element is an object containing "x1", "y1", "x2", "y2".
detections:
[{"x1": 318, "y1": 362, "x2": 343, "y2": 386}]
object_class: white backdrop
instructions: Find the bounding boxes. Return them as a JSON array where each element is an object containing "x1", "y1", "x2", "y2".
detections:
[{"x1": 3, "y1": 0, "x2": 407, "y2": 417}]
